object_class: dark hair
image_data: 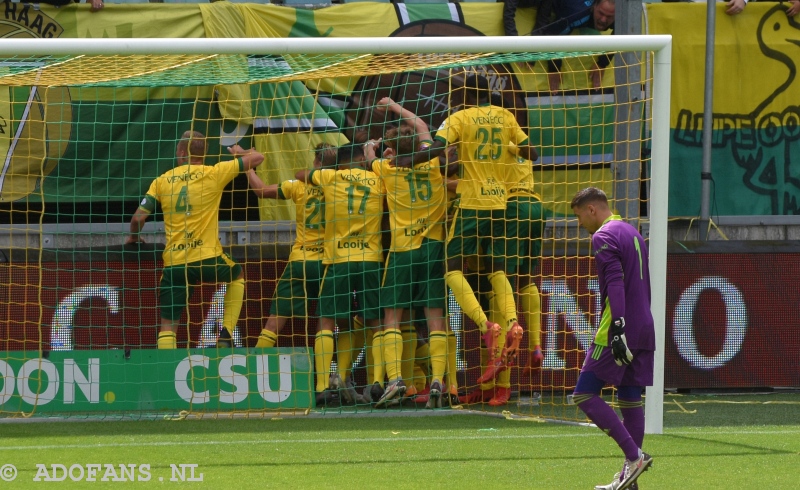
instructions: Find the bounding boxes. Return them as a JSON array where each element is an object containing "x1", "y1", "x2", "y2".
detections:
[
  {"x1": 336, "y1": 143, "x2": 364, "y2": 165},
  {"x1": 570, "y1": 187, "x2": 608, "y2": 208},
  {"x1": 383, "y1": 125, "x2": 417, "y2": 156},
  {"x1": 463, "y1": 74, "x2": 490, "y2": 103}
]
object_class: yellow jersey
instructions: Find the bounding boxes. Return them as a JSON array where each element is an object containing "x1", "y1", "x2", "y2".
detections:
[
  {"x1": 371, "y1": 157, "x2": 446, "y2": 251},
  {"x1": 310, "y1": 167, "x2": 384, "y2": 264},
  {"x1": 504, "y1": 155, "x2": 542, "y2": 201},
  {"x1": 141, "y1": 158, "x2": 242, "y2": 267},
  {"x1": 278, "y1": 179, "x2": 325, "y2": 262},
  {"x1": 434, "y1": 105, "x2": 529, "y2": 210}
]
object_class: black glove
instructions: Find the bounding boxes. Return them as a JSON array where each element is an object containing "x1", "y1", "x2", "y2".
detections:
[{"x1": 609, "y1": 318, "x2": 633, "y2": 367}]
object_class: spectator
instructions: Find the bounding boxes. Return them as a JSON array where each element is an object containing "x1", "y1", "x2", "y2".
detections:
[{"x1": 504, "y1": 0, "x2": 616, "y2": 93}]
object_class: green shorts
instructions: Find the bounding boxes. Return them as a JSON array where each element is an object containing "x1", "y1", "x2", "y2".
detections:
[
  {"x1": 269, "y1": 260, "x2": 324, "y2": 317},
  {"x1": 446, "y1": 207, "x2": 506, "y2": 260},
  {"x1": 381, "y1": 239, "x2": 446, "y2": 310},
  {"x1": 502, "y1": 197, "x2": 545, "y2": 274},
  {"x1": 318, "y1": 261, "x2": 382, "y2": 320},
  {"x1": 159, "y1": 254, "x2": 242, "y2": 321}
]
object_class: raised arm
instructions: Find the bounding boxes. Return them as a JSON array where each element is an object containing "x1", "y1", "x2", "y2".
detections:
[
  {"x1": 245, "y1": 169, "x2": 279, "y2": 199},
  {"x1": 377, "y1": 97, "x2": 431, "y2": 143},
  {"x1": 395, "y1": 138, "x2": 446, "y2": 169},
  {"x1": 295, "y1": 169, "x2": 312, "y2": 183},
  {"x1": 227, "y1": 144, "x2": 265, "y2": 170}
]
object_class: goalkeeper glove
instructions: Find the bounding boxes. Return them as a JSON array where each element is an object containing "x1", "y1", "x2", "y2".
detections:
[{"x1": 609, "y1": 318, "x2": 633, "y2": 367}]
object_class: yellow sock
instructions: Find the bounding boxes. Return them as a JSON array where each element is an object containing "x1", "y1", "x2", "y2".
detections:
[
  {"x1": 157, "y1": 331, "x2": 176, "y2": 350},
  {"x1": 382, "y1": 328, "x2": 403, "y2": 381},
  {"x1": 486, "y1": 291, "x2": 504, "y2": 328},
  {"x1": 255, "y1": 329, "x2": 278, "y2": 348},
  {"x1": 400, "y1": 326, "x2": 417, "y2": 382},
  {"x1": 336, "y1": 329, "x2": 354, "y2": 381},
  {"x1": 222, "y1": 278, "x2": 245, "y2": 337},
  {"x1": 314, "y1": 329, "x2": 335, "y2": 392},
  {"x1": 429, "y1": 331, "x2": 447, "y2": 385},
  {"x1": 520, "y1": 284, "x2": 542, "y2": 349},
  {"x1": 365, "y1": 328, "x2": 375, "y2": 386},
  {"x1": 414, "y1": 341, "x2": 430, "y2": 390},
  {"x1": 445, "y1": 329, "x2": 459, "y2": 392},
  {"x1": 445, "y1": 270, "x2": 488, "y2": 331},
  {"x1": 487, "y1": 271, "x2": 518, "y2": 329},
  {"x1": 371, "y1": 330, "x2": 385, "y2": 386}
]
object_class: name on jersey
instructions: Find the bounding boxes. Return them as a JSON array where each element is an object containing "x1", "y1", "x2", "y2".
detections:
[
  {"x1": 339, "y1": 173, "x2": 377, "y2": 186},
  {"x1": 337, "y1": 239, "x2": 371, "y2": 250},
  {"x1": 306, "y1": 187, "x2": 323, "y2": 197},
  {"x1": 403, "y1": 223, "x2": 429, "y2": 237},
  {"x1": 480, "y1": 178, "x2": 506, "y2": 197},
  {"x1": 299, "y1": 244, "x2": 324, "y2": 253},
  {"x1": 166, "y1": 171, "x2": 203, "y2": 184},
  {"x1": 167, "y1": 238, "x2": 204, "y2": 252},
  {"x1": 471, "y1": 116, "x2": 503, "y2": 125}
]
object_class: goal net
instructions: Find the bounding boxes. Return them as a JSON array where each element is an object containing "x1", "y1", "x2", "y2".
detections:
[{"x1": 0, "y1": 37, "x2": 670, "y2": 428}]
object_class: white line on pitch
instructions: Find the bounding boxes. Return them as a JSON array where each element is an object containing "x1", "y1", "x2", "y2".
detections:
[{"x1": 2, "y1": 428, "x2": 799, "y2": 452}]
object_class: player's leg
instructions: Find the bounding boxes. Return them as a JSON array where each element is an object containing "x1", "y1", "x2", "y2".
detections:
[
  {"x1": 257, "y1": 260, "x2": 300, "y2": 348},
  {"x1": 157, "y1": 265, "x2": 189, "y2": 349},
  {"x1": 444, "y1": 208, "x2": 499, "y2": 338},
  {"x1": 314, "y1": 264, "x2": 349, "y2": 404},
  {"x1": 575, "y1": 347, "x2": 651, "y2": 489},
  {"x1": 399, "y1": 311, "x2": 418, "y2": 400},
  {"x1": 210, "y1": 253, "x2": 244, "y2": 347},
  {"x1": 485, "y1": 205, "x2": 523, "y2": 370},
  {"x1": 335, "y1": 317, "x2": 363, "y2": 405},
  {"x1": 518, "y1": 198, "x2": 545, "y2": 370},
  {"x1": 359, "y1": 261, "x2": 388, "y2": 404},
  {"x1": 375, "y1": 252, "x2": 408, "y2": 407},
  {"x1": 487, "y1": 292, "x2": 512, "y2": 406}
]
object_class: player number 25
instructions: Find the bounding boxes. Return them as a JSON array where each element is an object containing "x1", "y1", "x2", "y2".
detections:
[{"x1": 475, "y1": 127, "x2": 502, "y2": 160}]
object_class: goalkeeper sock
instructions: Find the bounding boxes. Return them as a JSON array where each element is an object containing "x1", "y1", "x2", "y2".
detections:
[
  {"x1": 336, "y1": 329, "x2": 355, "y2": 382},
  {"x1": 314, "y1": 329, "x2": 335, "y2": 392},
  {"x1": 371, "y1": 330, "x2": 385, "y2": 386},
  {"x1": 445, "y1": 270, "x2": 489, "y2": 331},
  {"x1": 222, "y1": 278, "x2": 245, "y2": 338},
  {"x1": 157, "y1": 331, "x2": 176, "y2": 350},
  {"x1": 255, "y1": 329, "x2": 278, "y2": 348},
  {"x1": 400, "y1": 326, "x2": 417, "y2": 382},
  {"x1": 487, "y1": 271, "x2": 518, "y2": 329},
  {"x1": 429, "y1": 331, "x2": 447, "y2": 385},
  {"x1": 619, "y1": 398, "x2": 645, "y2": 449},
  {"x1": 576, "y1": 394, "x2": 639, "y2": 461},
  {"x1": 382, "y1": 328, "x2": 403, "y2": 381},
  {"x1": 520, "y1": 284, "x2": 542, "y2": 349}
]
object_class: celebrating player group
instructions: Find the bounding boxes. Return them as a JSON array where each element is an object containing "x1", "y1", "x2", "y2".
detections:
[{"x1": 128, "y1": 73, "x2": 654, "y2": 490}]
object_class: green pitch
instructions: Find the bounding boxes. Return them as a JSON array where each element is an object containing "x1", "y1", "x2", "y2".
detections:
[{"x1": 1, "y1": 394, "x2": 798, "y2": 488}]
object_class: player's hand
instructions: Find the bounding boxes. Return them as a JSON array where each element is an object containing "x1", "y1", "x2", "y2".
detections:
[
  {"x1": 589, "y1": 65, "x2": 604, "y2": 91},
  {"x1": 91, "y1": 0, "x2": 104, "y2": 12},
  {"x1": 609, "y1": 318, "x2": 633, "y2": 366},
  {"x1": 725, "y1": 0, "x2": 746, "y2": 16},
  {"x1": 227, "y1": 144, "x2": 247, "y2": 156},
  {"x1": 547, "y1": 72, "x2": 562, "y2": 95},
  {"x1": 125, "y1": 235, "x2": 144, "y2": 245},
  {"x1": 788, "y1": 0, "x2": 800, "y2": 17},
  {"x1": 376, "y1": 97, "x2": 396, "y2": 112}
]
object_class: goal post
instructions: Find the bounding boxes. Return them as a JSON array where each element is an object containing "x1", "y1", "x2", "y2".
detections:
[{"x1": 0, "y1": 35, "x2": 671, "y2": 424}]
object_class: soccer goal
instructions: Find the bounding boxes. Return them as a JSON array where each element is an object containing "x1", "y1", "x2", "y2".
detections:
[{"x1": 0, "y1": 36, "x2": 670, "y2": 431}]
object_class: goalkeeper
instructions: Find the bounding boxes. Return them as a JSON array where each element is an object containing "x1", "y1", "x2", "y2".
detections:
[
  {"x1": 126, "y1": 131, "x2": 264, "y2": 349},
  {"x1": 570, "y1": 187, "x2": 654, "y2": 490}
]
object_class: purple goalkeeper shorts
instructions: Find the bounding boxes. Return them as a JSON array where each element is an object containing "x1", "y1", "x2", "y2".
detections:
[{"x1": 581, "y1": 343, "x2": 655, "y2": 387}]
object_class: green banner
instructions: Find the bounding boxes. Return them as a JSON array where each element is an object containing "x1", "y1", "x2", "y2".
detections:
[{"x1": 0, "y1": 348, "x2": 313, "y2": 414}]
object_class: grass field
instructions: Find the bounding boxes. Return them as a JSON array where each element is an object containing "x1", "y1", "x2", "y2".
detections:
[{"x1": 1, "y1": 393, "x2": 798, "y2": 489}]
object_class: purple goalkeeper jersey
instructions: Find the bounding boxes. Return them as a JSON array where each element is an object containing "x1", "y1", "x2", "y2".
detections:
[{"x1": 591, "y1": 216, "x2": 655, "y2": 350}]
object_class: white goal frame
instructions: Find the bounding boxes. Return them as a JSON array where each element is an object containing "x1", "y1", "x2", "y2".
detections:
[{"x1": 0, "y1": 35, "x2": 671, "y2": 434}]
